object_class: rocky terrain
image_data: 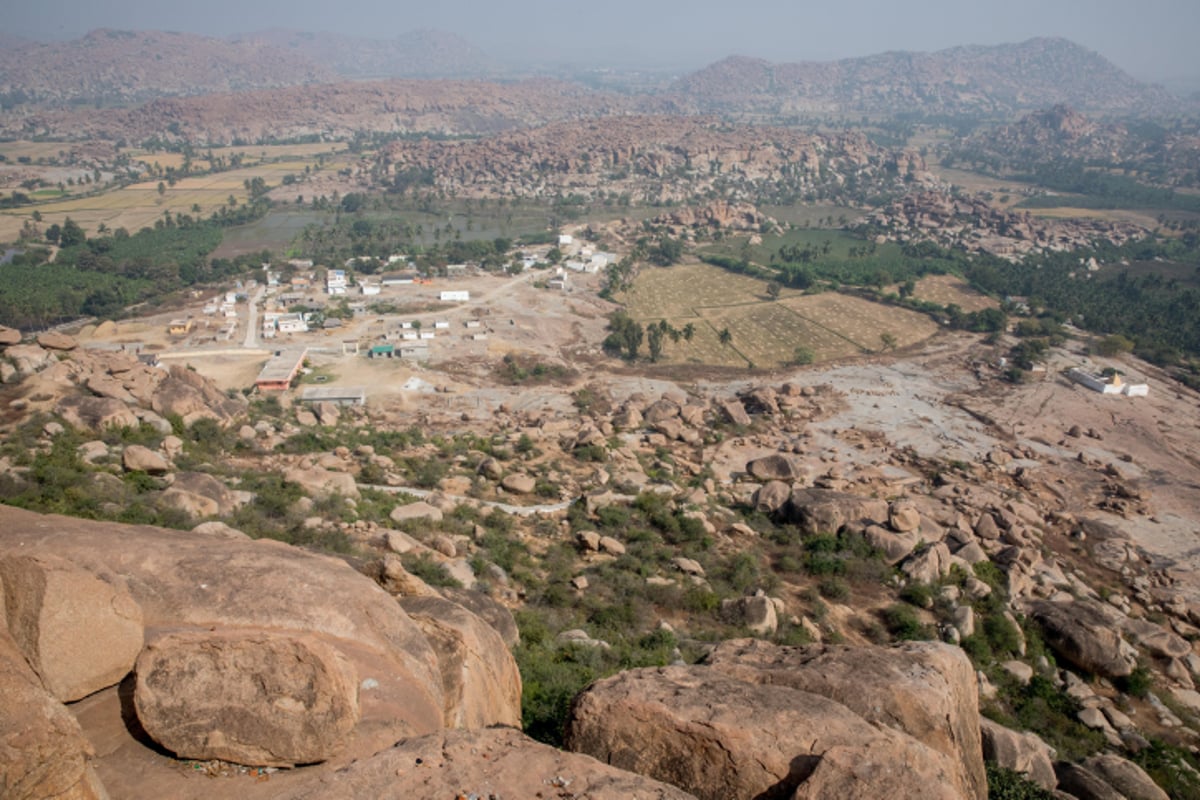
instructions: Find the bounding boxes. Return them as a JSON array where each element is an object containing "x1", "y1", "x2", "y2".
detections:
[
  {"x1": 4, "y1": 300, "x2": 1200, "y2": 798},
  {"x1": 2, "y1": 78, "x2": 647, "y2": 144},
  {"x1": 946, "y1": 105, "x2": 1200, "y2": 189},
  {"x1": 861, "y1": 189, "x2": 1148, "y2": 260},
  {"x1": 0, "y1": 29, "x2": 334, "y2": 107},
  {"x1": 671, "y1": 38, "x2": 1177, "y2": 118},
  {"x1": 379, "y1": 115, "x2": 928, "y2": 203}
]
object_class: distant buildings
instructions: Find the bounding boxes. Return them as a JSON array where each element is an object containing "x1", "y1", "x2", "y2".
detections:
[{"x1": 1068, "y1": 368, "x2": 1149, "y2": 397}]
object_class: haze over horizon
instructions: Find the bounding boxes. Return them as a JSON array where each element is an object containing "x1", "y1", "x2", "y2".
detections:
[{"x1": 5, "y1": 0, "x2": 1199, "y2": 85}]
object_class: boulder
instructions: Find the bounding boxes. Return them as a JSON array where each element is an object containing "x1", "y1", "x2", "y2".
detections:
[
  {"x1": 151, "y1": 365, "x2": 246, "y2": 425},
  {"x1": 565, "y1": 664, "x2": 969, "y2": 800},
  {"x1": 5, "y1": 344, "x2": 52, "y2": 374},
  {"x1": 36, "y1": 331, "x2": 77, "y2": 351},
  {"x1": 863, "y1": 524, "x2": 920, "y2": 565},
  {"x1": 0, "y1": 628, "x2": 107, "y2": 800},
  {"x1": 889, "y1": 501, "x2": 922, "y2": 533},
  {"x1": 719, "y1": 399, "x2": 752, "y2": 427},
  {"x1": 790, "y1": 740, "x2": 963, "y2": 800},
  {"x1": 784, "y1": 488, "x2": 889, "y2": 533},
  {"x1": 746, "y1": 453, "x2": 801, "y2": 481},
  {"x1": 1055, "y1": 762, "x2": 1130, "y2": 800},
  {"x1": 703, "y1": 639, "x2": 986, "y2": 800},
  {"x1": 1076, "y1": 754, "x2": 1169, "y2": 800},
  {"x1": 56, "y1": 395, "x2": 139, "y2": 432},
  {"x1": 313, "y1": 401, "x2": 341, "y2": 427},
  {"x1": 157, "y1": 487, "x2": 219, "y2": 518},
  {"x1": 389, "y1": 501, "x2": 443, "y2": 524},
  {"x1": 0, "y1": 324, "x2": 20, "y2": 346},
  {"x1": 0, "y1": 553, "x2": 144, "y2": 702},
  {"x1": 190, "y1": 521, "x2": 250, "y2": 540},
  {"x1": 284, "y1": 466, "x2": 360, "y2": 500},
  {"x1": 476, "y1": 456, "x2": 504, "y2": 480},
  {"x1": 1124, "y1": 618, "x2": 1191, "y2": 660},
  {"x1": 500, "y1": 474, "x2": 536, "y2": 494},
  {"x1": 752, "y1": 480, "x2": 791, "y2": 514},
  {"x1": 398, "y1": 595, "x2": 522, "y2": 729},
  {"x1": 122, "y1": 444, "x2": 169, "y2": 474},
  {"x1": 720, "y1": 594, "x2": 778, "y2": 636},
  {"x1": 0, "y1": 505, "x2": 445, "y2": 762},
  {"x1": 1027, "y1": 599, "x2": 1137, "y2": 678},
  {"x1": 277, "y1": 727, "x2": 697, "y2": 800},
  {"x1": 134, "y1": 629, "x2": 360, "y2": 767},
  {"x1": 642, "y1": 399, "x2": 680, "y2": 424},
  {"x1": 901, "y1": 542, "x2": 955, "y2": 584},
  {"x1": 439, "y1": 586, "x2": 520, "y2": 648},
  {"x1": 979, "y1": 718, "x2": 1057, "y2": 791},
  {"x1": 166, "y1": 471, "x2": 239, "y2": 516}
]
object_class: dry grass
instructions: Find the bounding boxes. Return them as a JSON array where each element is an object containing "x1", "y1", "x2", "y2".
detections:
[
  {"x1": 910, "y1": 274, "x2": 997, "y2": 313},
  {"x1": 623, "y1": 262, "x2": 939, "y2": 368}
]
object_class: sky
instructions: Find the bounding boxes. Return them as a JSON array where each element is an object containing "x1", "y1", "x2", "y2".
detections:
[{"x1": 7, "y1": 0, "x2": 1200, "y2": 83}]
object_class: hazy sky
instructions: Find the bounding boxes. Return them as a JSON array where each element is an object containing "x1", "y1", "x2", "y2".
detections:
[{"x1": 8, "y1": 0, "x2": 1199, "y2": 81}]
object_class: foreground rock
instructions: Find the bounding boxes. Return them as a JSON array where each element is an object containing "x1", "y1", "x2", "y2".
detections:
[
  {"x1": 280, "y1": 727, "x2": 697, "y2": 799},
  {"x1": 0, "y1": 505, "x2": 446, "y2": 764},
  {"x1": 979, "y1": 718, "x2": 1057, "y2": 791},
  {"x1": 566, "y1": 640, "x2": 980, "y2": 800},
  {"x1": 0, "y1": 628, "x2": 107, "y2": 800},
  {"x1": 704, "y1": 639, "x2": 986, "y2": 800},
  {"x1": 0, "y1": 552, "x2": 144, "y2": 702},
  {"x1": 134, "y1": 630, "x2": 360, "y2": 767},
  {"x1": 398, "y1": 595, "x2": 522, "y2": 730}
]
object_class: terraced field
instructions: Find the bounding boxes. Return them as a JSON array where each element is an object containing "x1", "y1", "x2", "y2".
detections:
[{"x1": 623, "y1": 261, "x2": 940, "y2": 368}]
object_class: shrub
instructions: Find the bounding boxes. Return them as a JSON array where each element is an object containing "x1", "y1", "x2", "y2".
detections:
[
  {"x1": 900, "y1": 581, "x2": 936, "y2": 609},
  {"x1": 401, "y1": 552, "x2": 461, "y2": 588},
  {"x1": 985, "y1": 764, "x2": 1058, "y2": 800},
  {"x1": 881, "y1": 603, "x2": 931, "y2": 641},
  {"x1": 1117, "y1": 664, "x2": 1154, "y2": 698},
  {"x1": 817, "y1": 577, "x2": 850, "y2": 601}
]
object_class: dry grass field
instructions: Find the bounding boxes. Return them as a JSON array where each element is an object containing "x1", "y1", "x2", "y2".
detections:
[
  {"x1": 0, "y1": 142, "x2": 348, "y2": 242},
  {"x1": 909, "y1": 274, "x2": 997, "y2": 313},
  {"x1": 623, "y1": 262, "x2": 940, "y2": 368}
]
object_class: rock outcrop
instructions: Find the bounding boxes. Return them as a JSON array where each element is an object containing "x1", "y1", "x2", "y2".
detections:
[
  {"x1": 566, "y1": 640, "x2": 983, "y2": 800},
  {"x1": 279, "y1": 727, "x2": 697, "y2": 800},
  {"x1": 0, "y1": 552, "x2": 144, "y2": 702},
  {"x1": 134, "y1": 630, "x2": 361, "y2": 767}
]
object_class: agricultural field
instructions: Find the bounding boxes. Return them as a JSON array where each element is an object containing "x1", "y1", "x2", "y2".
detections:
[
  {"x1": 908, "y1": 273, "x2": 997, "y2": 312},
  {"x1": 0, "y1": 157, "x2": 343, "y2": 242},
  {"x1": 622, "y1": 261, "x2": 940, "y2": 368}
]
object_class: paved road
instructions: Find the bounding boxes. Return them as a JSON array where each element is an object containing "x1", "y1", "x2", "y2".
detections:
[
  {"x1": 243, "y1": 285, "x2": 266, "y2": 349},
  {"x1": 359, "y1": 483, "x2": 573, "y2": 517}
]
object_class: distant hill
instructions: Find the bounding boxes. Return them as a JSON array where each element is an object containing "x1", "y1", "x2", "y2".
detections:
[
  {"x1": 670, "y1": 38, "x2": 1175, "y2": 118},
  {"x1": 0, "y1": 29, "x2": 334, "y2": 106},
  {"x1": 232, "y1": 28, "x2": 498, "y2": 79}
]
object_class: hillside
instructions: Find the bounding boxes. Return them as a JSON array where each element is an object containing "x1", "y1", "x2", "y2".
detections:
[
  {"x1": 0, "y1": 28, "x2": 334, "y2": 106},
  {"x1": 671, "y1": 37, "x2": 1175, "y2": 117},
  {"x1": 233, "y1": 28, "x2": 498, "y2": 79}
]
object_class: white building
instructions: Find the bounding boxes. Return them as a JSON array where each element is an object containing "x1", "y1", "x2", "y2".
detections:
[
  {"x1": 1068, "y1": 368, "x2": 1149, "y2": 397},
  {"x1": 433, "y1": 320, "x2": 450, "y2": 329},
  {"x1": 558, "y1": 234, "x2": 573, "y2": 246},
  {"x1": 327, "y1": 269, "x2": 349, "y2": 295},
  {"x1": 440, "y1": 290, "x2": 469, "y2": 302},
  {"x1": 360, "y1": 283, "x2": 381, "y2": 296},
  {"x1": 277, "y1": 313, "x2": 308, "y2": 334}
]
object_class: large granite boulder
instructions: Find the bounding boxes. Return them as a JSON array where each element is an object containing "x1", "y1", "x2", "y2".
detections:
[
  {"x1": 1027, "y1": 599, "x2": 1137, "y2": 678},
  {"x1": 565, "y1": 647, "x2": 978, "y2": 800},
  {"x1": 704, "y1": 639, "x2": 985, "y2": 800},
  {"x1": 398, "y1": 595, "x2": 522, "y2": 729},
  {"x1": 783, "y1": 488, "x2": 889, "y2": 534},
  {"x1": 0, "y1": 505, "x2": 444, "y2": 761},
  {"x1": 278, "y1": 727, "x2": 697, "y2": 800},
  {"x1": 134, "y1": 630, "x2": 360, "y2": 767},
  {"x1": 0, "y1": 628, "x2": 107, "y2": 800},
  {"x1": 979, "y1": 718, "x2": 1057, "y2": 791},
  {"x1": 0, "y1": 553, "x2": 144, "y2": 702}
]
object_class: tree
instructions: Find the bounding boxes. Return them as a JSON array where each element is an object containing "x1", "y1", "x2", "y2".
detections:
[
  {"x1": 647, "y1": 323, "x2": 665, "y2": 363},
  {"x1": 157, "y1": 181, "x2": 166, "y2": 196},
  {"x1": 718, "y1": 327, "x2": 732, "y2": 346},
  {"x1": 792, "y1": 346, "x2": 815, "y2": 365},
  {"x1": 58, "y1": 217, "x2": 85, "y2": 248},
  {"x1": 1095, "y1": 334, "x2": 1134, "y2": 357},
  {"x1": 880, "y1": 332, "x2": 898, "y2": 351},
  {"x1": 682, "y1": 323, "x2": 695, "y2": 341},
  {"x1": 766, "y1": 281, "x2": 782, "y2": 301}
]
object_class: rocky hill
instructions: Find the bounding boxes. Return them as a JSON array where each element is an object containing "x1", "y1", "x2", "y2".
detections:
[
  {"x1": 380, "y1": 115, "x2": 928, "y2": 203},
  {"x1": 0, "y1": 29, "x2": 334, "y2": 107},
  {"x1": 946, "y1": 105, "x2": 1200, "y2": 189},
  {"x1": 3, "y1": 78, "x2": 647, "y2": 143},
  {"x1": 670, "y1": 38, "x2": 1175, "y2": 118},
  {"x1": 232, "y1": 28, "x2": 498, "y2": 79}
]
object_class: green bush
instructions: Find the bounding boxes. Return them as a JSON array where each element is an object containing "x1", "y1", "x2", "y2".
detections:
[
  {"x1": 818, "y1": 577, "x2": 850, "y2": 601},
  {"x1": 881, "y1": 603, "x2": 932, "y2": 641},
  {"x1": 1132, "y1": 740, "x2": 1200, "y2": 800},
  {"x1": 985, "y1": 764, "x2": 1058, "y2": 800}
]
